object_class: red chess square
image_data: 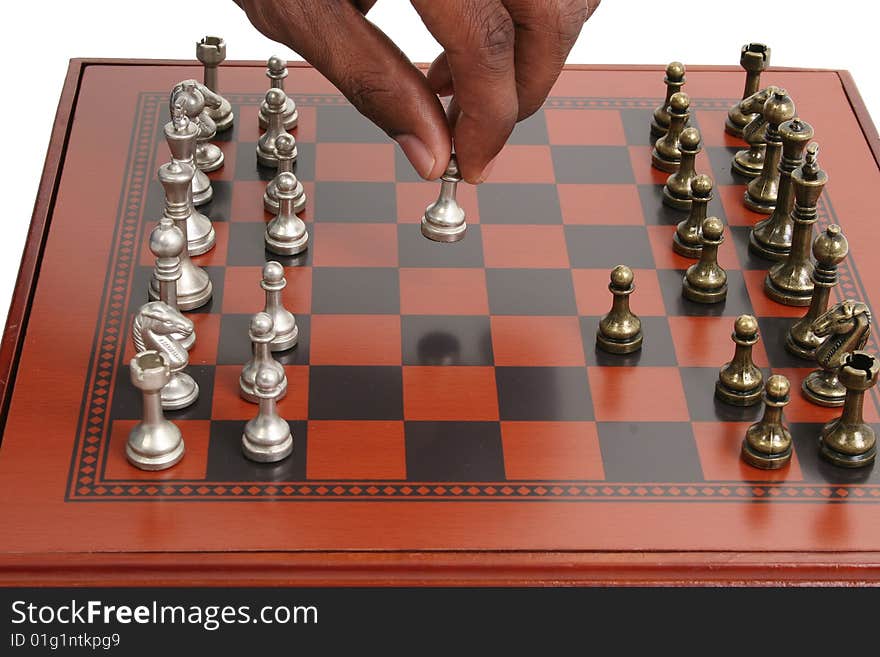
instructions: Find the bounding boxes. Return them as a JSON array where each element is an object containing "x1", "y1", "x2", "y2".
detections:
[
  {"x1": 399, "y1": 268, "x2": 489, "y2": 315},
  {"x1": 315, "y1": 143, "x2": 395, "y2": 182},
  {"x1": 717, "y1": 184, "x2": 767, "y2": 227},
  {"x1": 692, "y1": 421, "x2": 804, "y2": 482},
  {"x1": 104, "y1": 419, "x2": 211, "y2": 480},
  {"x1": 571, "y1": 268, "x2": 666, "y2": 317},
  {"x1": 743, "y1": 270, "x2": 804, "y2": 319},
  {"x1": 235, "y1": 108, "x2": 264, "y2": 143},
  {"x1": 557, "y1": 184, "x2": 644, "y2": 225},
  {"x1": 545, "y1": 109, "x2": 625, "y2": 145},
  {"x1": 403, "y1": 366, "x2": 499, "y2": 421},
  {"x1": 122, "y1": 313, "x2": 221, "y2": 366},
  {"x1": 772, "y1": 367, "x2": 880, "y2": 424},
  {"x1": 481, "y1": 225, "x2": 569, "y2": 268},
  {"x1": 587, "y1": 366, "x2": 690, "y2": 422},
  {"x1": 395, "y1": 181, "x2": 480, "y2": 224},
  {"x1": 207, "y1": 141, "x2": 237, "y2": 182},
  {"x1": 501, "y1": 421, "x2": 605, "y2": 480},
  {"x1": 693, "y1": 110, "x2": 744, "y2": 149},
  {"x1": 647, "y1": 224, "x2": 741, "y2": 271},
  {"x1": 231, "y1": 180, "x2": 272, "y2": 222},
  {"x1": 211, "y1": 365, "x2": 309, "y2": 420},
  {"x1": 312, "y1": 223, "x2": 398, "y2": 267},
  {"x1": 491, "y1": 316, "x2": 585, "y2": 366},
  {"x1": 222, "y1": 266, "x2": 312, "y2": 315},
  {"x1": 192, "y1": 221, "x2": 230, "y2": 268},
  {"x1": 306, "y1": 420, "x2": 406, "y2": 480},
  {"x1": 310, "y1": 315, "x2": 402, "y2": 366},
  {"x1": 628, "y1": 145, "x2": 670, "y2": 186},
  {"x1": 487, "y1": 145, "x2": 555, "y2": 183},
  {"x1": 668, "y1": 316, "x2": 770, "y2": 368},
  {"x1": 293, "y1": 106, "x2": 317, "y2": 143}
]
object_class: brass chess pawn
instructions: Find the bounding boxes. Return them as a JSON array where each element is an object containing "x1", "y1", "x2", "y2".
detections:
[
  {"x1": 744, "y1": 89, "x2": 797, "y2": 213},
  {"x1": 682, "y1": 216, "x2": 727, "y2": 303},
  {"x1": 127, "y1": 351, "x2": 185, "y2": 471},
  {"x1": 726, "y1": 44, "x2": 771, "y2": 138},
  {"x1": 803, "y1": 299, "x2": 872, "y2": 407},
  {"x1": 732, "y1": 86, "x2": 777, "y2": 178},
  {"x1": 741, "y1": 374, "x2": 793, "y2": 470},
  {"x1": 651, "y1": 91, "x2": 690, "y2": 173},
  {"x1": 751, "y1": 121, "x2": 815, "y2": 262},
  {"x1": 819, "y1": 351, "x2": 879, "y2": 468},
  {"x1": 672, "y1": 174, "x2": 713, "y2": 258},
  {"x1": 715, "y1": 315, "x2": 764, "y2": 406},
  {"x1": 596, "y1": 265, "x2": 643, "y2": 354},
  {"x1": 764, "y1": 143, "x2": 824, "y2": 304},
  {"x1": 651, "y1": 61, "x2": 686, "y2": 138},
  {"x1": 786, "y1": 225, "x2": 849, "y2": 360},
  {"x1": 663, "y1": 127, "x2": 701, "y2": 210}
]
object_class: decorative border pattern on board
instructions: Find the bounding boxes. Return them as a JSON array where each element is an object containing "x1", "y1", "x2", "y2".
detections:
[{"x1": 66, "y1": 92, "x2": 880, "y2": 502}]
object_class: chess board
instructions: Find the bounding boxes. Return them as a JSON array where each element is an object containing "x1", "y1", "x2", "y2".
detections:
[{"x1": 2, "y1": 60, "x2": 880, "y2": 586}]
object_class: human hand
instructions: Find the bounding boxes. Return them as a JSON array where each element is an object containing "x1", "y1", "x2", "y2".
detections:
[{"x1": 234, "y1": 1, "x2": 600, "y2": 183}]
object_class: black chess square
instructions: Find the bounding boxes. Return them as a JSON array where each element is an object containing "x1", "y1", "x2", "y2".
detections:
[
  {"x1": 637, "y1": 183, "x2": 728, "y2": 227},
  {"x1": 551, "y1": 145, "x2": 635, "y2": 184},
  {"x1": 313, "y1": 182, "x2": 397, "y2": 222},
  {"x1": 565, "y1": 225, "x2": 655, "y2": 269},
  {"x1": 110, "y1": 363, "x2": 216, "y2": 421},
  {"x1": 495, "y1": 366, "x2": 593, "y2": 421},
  {"x1": 404, "y1": 421, "x2": 505, "y2": 481},
  {"x1": 397, "y1": 224, "x2": 485, "y2": 268},
  {"x1": 217, "y1": 314, "x2": 311, "y2": 366},
  {"x1": 486, "y1": 269, "x2": 577, "y2": 316},
  {"x1": 582, "y1": 316, "x2": 677, "y2": 367},
  {"x1": 311, "y1": 267, "x2": 400, "y2": 314},
  {"x1": 757, "y1": 316, "x2": 814, "y2": 369},
  {"x1": 316, "y1": 105, "x2": 391, "y2": 143},
  {"x1": 292, "y1": 142, "x2": 316, "y2": 182},
  {"x1": 394, "y1": 148, "x2": 424, "y2": 183},
  {"x1": 729, "y1": 225, "x2": 775, "y2": 272},
  {"x1": 658, "y1": 269, "x2": 754, "y2": 318},
  {"x1": 679, "y1": 366, "x2": 766, "y2": 423},
  {"x1": 225, "y1": 222, "x2": 314, "y2": 267},
  {"x1": 477, "y1": 183, "x2": 562, "y2": 224},
  {"x1": 619, "y1": 108, "x2": 656, "y2": 147},
  {"x1": 143, "y1": 178, "x2": 165, "y2": 226},
  {"x1": 508, "y1": 111, "x2": 550, "y2": 144},
  {"x1": 205, "y1": 419, "x2": 308, "y2": 481},
  {"x1": 791, "y1": 423, "x2": 880, "y2": 485},
  {"x1": 401, "y1": 315, "x2": 493, "y2": 366},
  {"x1": 201, "y1": 181, "x2": 233, "y2": 223},
  {"x1": 308, "y1": 365, "x2": 403, "y2": 420},
  {"x1": 597, "y1": 421, "x2": 704, "y2": 482},
  {"x1": 234, "y1": 142, "x2": 275, "y2": 182},
  {"x1": 705, "y1": 146, "x2": 743, "y2": 187}
]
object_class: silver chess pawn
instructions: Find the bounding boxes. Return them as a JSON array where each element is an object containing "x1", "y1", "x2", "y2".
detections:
[
  {"x1": 259, "y1": 56, "x2": 298, "y2": 130},
  {"x1": 265, "y1": 172, "x2": 309, "y2": 255},
  {"x1": 164, "y1": 107, "x2": 215, "y2": 256},
  {"x1": 127, "y1": 351, "x2": 185, "y2": 471},
  {"x1": 264, "y1": 134, "x2": 305, "y2": 214},
  {"x1": 421, "y1": 155, "x2": 467, "y2": 242},
  {"x1": 132, "y1": 302, "x2": 198, "y2": 410},
  {"x1": 240, "y1": 312, "x2": 288, "y2": 403},
  {"x1": 257, "y1": 88, "x2": 294, "y2": 168},
  {"x1": 242, "y1": 366, "x2": 293, "y2": 463},
  {"x1": 169, "y1": 88, "x2": 213, "y2": 206},
  {"x1": 262, "y1": 261, "x2": 299, "y2": 351},
  {"x1": 196, "y1": 36, "x2": 234, "y2": 132},
  {"x1": 149, "y1": 216, "x2": 195, "y2": 351},
  {"x1": 149, "y1": 161, "x2": 213, "y2": 310}
]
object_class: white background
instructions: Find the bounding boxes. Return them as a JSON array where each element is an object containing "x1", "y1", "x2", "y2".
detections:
[{"x1": 0, "y1": 0, "x2": 876, "y2": 329}]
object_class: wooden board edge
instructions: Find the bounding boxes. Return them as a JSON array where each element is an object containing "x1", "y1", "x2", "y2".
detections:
[
  {"x1": 1, "y1": 551, "x2": 880, "y2": 587},
  {"x1": 838, "y1": 70, "x2": 880, "y2": 170},
  {"x1": 0, "y1": 59, "x2": 85, "y2": 436}
]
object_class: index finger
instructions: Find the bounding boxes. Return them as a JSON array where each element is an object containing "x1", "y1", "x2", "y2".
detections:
[{"x1": 413, "y1": 0, "x2": 519, "y2": 183}]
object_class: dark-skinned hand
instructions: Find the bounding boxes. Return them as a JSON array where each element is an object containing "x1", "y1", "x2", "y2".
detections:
[{"x1": 233, "y1": 0, "x2": 601, "y2": 182}]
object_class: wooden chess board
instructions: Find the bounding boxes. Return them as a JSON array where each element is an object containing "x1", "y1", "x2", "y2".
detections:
[{"x1": 1, "y1": 60, "x2": 880, "y2": 586}]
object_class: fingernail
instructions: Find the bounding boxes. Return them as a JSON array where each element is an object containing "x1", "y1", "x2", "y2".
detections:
[
  {"x1": 476, "y1": 155, "x2": 499, "y2": 184},
  {"x1": 395, "y1": 134, "x2": 436, "y2": 179}
]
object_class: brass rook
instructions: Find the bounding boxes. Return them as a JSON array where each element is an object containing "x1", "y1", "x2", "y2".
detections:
[{"x1": 819, "y1": 351, "x2": 879, "y2": 468}]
